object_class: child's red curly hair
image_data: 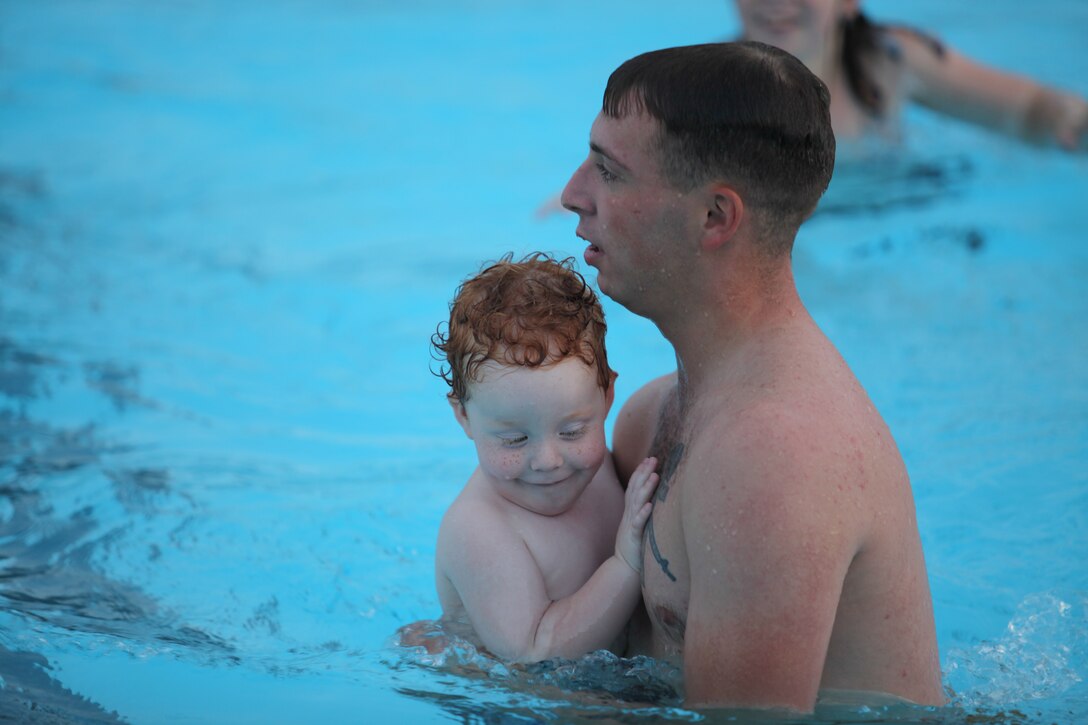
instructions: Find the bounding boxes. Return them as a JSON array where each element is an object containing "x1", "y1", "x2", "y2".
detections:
[{"x1": 432, "y1": 252, "x2": 614, "y2": 401}]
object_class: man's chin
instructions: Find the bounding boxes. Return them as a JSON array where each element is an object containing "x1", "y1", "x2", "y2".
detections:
[
  {"x1": 602, "y1": 282, "x2": 653, "y2": 318},
  {"x1": 593, "y1": 275, "x2": 619, "y2": 304},
  {"x1": 592, "y1": 271, "x2": 620, "y2": 299}
]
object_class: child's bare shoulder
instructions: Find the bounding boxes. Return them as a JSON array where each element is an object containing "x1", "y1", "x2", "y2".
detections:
[{"x1": 436, "y1": 477, "x2": 521, "y2": 567}]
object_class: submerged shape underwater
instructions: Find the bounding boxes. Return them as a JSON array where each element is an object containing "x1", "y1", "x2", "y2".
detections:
[{"x1": 0, "y1": 0, "x2": 1086, "y2": 722}]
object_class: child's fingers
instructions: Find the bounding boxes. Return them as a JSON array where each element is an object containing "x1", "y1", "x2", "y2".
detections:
[
  {"x1": 625, "y1": 484, "x2": 657, "y2": 534},
  {"x1": 631, "y1": 472, "x2": 652, "y2": 505},
  {"x1": 622, "y1": 502, "x2": 654, "y2": 538},
  {"x1": 635, "y1": 473, "x2": 659, "y2": 504},
  {"x1": 628, "y1": 457, "x2": 658, "y2": 489},
  {"x1": 626, "y1": 472, "x2": 658, "y2": 512},
  {"x1": 635, "y1": 456, "x2": 657, "y2": 477}
]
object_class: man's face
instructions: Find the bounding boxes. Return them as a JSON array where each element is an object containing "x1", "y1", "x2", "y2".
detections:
[{"x1": 560, "y1": 111, "x2": 703, "y2": 316}]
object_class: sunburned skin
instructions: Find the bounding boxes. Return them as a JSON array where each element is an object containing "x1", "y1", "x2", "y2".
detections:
[
  {"x1": 615, "y1": 343, "x2": 945, "y2": 708},
  {"x1": 562, "y1": 64, "x2": 945, "y2": 709}
]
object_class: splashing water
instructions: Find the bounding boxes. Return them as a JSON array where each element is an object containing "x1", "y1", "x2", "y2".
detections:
[
  {"x1": 944, "y1": 593, "x2": 1087, "y2": 713},
  {"x1": 387, "y1": 621, "x2": 691, "y2": 721}
]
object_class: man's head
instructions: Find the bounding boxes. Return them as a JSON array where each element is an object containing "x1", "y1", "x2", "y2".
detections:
[
  {"x1": 604, "y1": 41, "x2": 835, "y2": 247},
  {"x1": 563, "y1": 42, "x2": 835, "y2": 292},
  {"x1": 433, "y1": 252, "x2": 614, "y2": 404}
]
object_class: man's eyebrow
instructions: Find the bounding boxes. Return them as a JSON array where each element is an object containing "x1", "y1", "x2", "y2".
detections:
[{"x1": 589, "y1": 141, "x2": 629, "y2": 171}]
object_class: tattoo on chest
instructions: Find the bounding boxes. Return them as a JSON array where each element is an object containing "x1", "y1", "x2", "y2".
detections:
[
  {"x1": 655, "y1": 441, "x2": 684, "y2": 501},
  {"x1": 645, "y1": 440, "x2": 684, "y2": 583}
]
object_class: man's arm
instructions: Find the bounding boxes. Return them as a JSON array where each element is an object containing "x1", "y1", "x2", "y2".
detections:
[{"x1": 679, "y1": 408, "x2": 858, "y2": 712}]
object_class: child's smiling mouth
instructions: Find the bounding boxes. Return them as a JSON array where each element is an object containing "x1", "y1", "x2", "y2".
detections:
[{"x1": 520, "y1": 474, "x2": 571, "y2": 487}]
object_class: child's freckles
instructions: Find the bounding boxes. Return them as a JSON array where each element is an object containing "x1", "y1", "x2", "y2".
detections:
[{"x1": 489, "y1": 452, "x2": 522, "y2": 477}]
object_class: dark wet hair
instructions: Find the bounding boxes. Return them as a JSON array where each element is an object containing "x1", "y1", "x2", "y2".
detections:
[
  {"x1": 602, "y1": 41, "x2": 835, "y2": 253},
  {"x1": 432, "y1": 253, "x2": 613, "y2": 402},
  {"x1": 843, "y1": 12, "x2": 946, "y2": 118}
]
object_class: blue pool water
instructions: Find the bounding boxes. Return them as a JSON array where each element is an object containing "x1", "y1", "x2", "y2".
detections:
[{"x1": 1, "y1": 0, "x2": 1086, "y2": 722}]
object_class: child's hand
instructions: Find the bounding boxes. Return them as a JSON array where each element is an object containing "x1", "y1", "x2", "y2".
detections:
[{"x1": 615, "y1": 457, "x2": 659, "y2": 574}]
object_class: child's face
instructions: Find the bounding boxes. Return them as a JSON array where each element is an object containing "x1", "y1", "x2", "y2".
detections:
[{"x1": 452, "y1": 356, "x2": 614, "y2": 517}]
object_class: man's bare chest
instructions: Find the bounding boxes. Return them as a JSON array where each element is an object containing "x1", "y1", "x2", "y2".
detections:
[{"x1": 641, "y1": 400, "x2": 692, "y2": 656}]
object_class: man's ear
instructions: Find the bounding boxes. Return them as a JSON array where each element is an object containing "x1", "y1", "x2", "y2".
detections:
[
  {"x1": 605, "y1": 372, "x2": 618, "y2": 411},
  {"x1": 701, "y1": 185, "x2": 744, "y2": 251},
  {"x1": 448, "y1": 395, "x2": 473, "y2": 440},
  {"x1": 841, "y1": 0, "x2": 860, "y2": 20}
]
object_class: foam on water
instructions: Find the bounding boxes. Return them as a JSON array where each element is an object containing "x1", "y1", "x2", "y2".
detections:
[{"x1": 945, "y1": 593, "x2": 1087, "y2": 713}]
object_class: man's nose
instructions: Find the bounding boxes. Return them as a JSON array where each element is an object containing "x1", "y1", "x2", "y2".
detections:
[{"x1": 560, "y1": 159, "x2": 593, "y2": 215}]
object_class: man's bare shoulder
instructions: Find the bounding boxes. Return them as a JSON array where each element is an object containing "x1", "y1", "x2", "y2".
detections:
[
  {"x1": 679, "y1": 386, "x2": 907, "y2": 569},
  {"x1": 683, "y1": 398, "x2": 860, "y2": 520},
  {"x1": 613, "y1": 372, "x2": 676, "y2": 482}
]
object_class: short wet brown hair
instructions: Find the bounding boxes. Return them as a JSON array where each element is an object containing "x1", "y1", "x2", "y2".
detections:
[
  {"x1": 603, "y1": 41, "x2": 836, "y2": 252},
  {"x1": 432, "y1": 253, "x2": 614, "y2": 401}
]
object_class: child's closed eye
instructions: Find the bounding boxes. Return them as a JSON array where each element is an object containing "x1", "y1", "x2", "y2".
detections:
[{"x1": 559, "y1": 426, "x2": 587, "y2": 440}]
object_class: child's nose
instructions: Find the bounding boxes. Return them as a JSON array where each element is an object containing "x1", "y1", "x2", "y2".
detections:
[{"x1": 529, "y1": 442, "x2": 563, "y2": 472}]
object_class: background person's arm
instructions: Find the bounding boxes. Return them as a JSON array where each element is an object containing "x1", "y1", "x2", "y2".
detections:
[{"x1": 896, "y1": 28, "x2": 1088, "y2": 151}]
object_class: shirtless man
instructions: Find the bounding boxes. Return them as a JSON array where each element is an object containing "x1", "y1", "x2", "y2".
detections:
[{"x1": 560, "y1": 42, "x2": 945, "y2": 712}]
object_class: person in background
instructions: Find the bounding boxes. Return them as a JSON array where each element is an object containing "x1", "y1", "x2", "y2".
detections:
[
  {"x1": 732, "y1": 0, "x2": 1088, "y2": 149},
  {"x1": 537, "y1": 2, "x2": 1087, "y2": 218}
]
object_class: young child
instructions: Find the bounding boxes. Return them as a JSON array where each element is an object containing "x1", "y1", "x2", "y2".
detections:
[{"x1": 429, "y1": 252, "x2": 658, "y2": 663}]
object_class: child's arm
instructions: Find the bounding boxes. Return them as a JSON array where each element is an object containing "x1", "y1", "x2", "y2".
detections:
[{"x1": 439, "y1": 458, "x2": 658, "y2": 662}]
